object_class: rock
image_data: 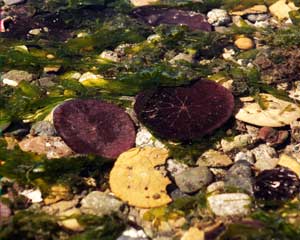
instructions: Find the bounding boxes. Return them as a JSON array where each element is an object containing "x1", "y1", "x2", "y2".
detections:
[
  {"x1": 221, "y1": 134, "x2": 252, "y2": 152},
  {"x1": 246, "y1": 13, "x2": 269, "y2": 23},
  {"x1": 30, "y1": 121, "x2": 56, "y2": 136},
  {"x1": 258, "y1": 126, "x2": 288, "y2": 146},
  {"x1": 99, "y1": 50, "x2": 120, "y2": 62},
  {"x1": 29, "y1": 28, "x2": 42, "y2": 35},
  {"x1": 269, "y1": 0, "x2": 298, "y2": 20},
  {"x1": 3, "y1": 0, "x2": 25, "y2": 5},
  {"x1": 236, "y1": 94, "x2": 300, "y2": 127},
  {"x1": 209, "y1": 168, "x2": 227, "y2": 179},
  {"x1": 234, "y1": 37, "x2": 254, "y2": 50},
  {"x1": 234, "y1": 151, "x2": 255, "y2": 164},
  {"x1": 174, "y1": 166, "x2": 213, "y2": 193},
  {"x1": 19, "y1": 136, "x2": 74, "y2": 159},
  {"x1": 206, "y1": 181, "x2": 225, "y2": 194},
  {"x1": 80, "y1": 191, "x2": 124, "y2": 217},
  {"x1": 117, "y1": 227, "x2": 148, "y2": 240},
  {"x1": 135, "y1": 127, "x2": 165, "y2": 148},
  {"x1": 43, "y1": 199, "x2": 79, "y2": 215},
  {"x1": 43, "y1": 65, "x2": 61, "y2": 73},
  {"x1": 278, "y1": 154, "x2": 300, "y2": 178},
  {"x1": 44, "y1": 184, "x2": 72, "y2": 205},
  {"x1": 169, "y1": 188, "x2": 189, "y2": 200},
  {"x1": 252, "y1": 144, "x2": 278, "y2": 171},
  {"x1": 225, "y1": 160, "x2": 254, "y2": 194},
  {"x1": 197, "y1": 149, "x2": 232, "y2": 167},
  {"x1": 59, "y1": 208, "x2": 84, "y2": 232},
  {"x1": 166, "y1": 159, "x2": 188, "y2": 177},
  {"x1": 181, "y1": 227, "x2": 205, "y2": 240},
  {"x1": 79, "y1": 72, "x2": 103, "y2": 83},
  {"x1": 169, "y1": 53, "x2": 195, "y2": 64},
  {"x1": 207, "y1": 193, "x2": 251, "y2": 217},
  {"x1": 130, "y1": 0, "x2": 157, "y2": 6},
  {"x1": 37, "y1": 76, "x2": 56, "y2": 87},
  {"x1": 207, "y1": 9, "x2": 231, "y2": 26},
  {"x1": 20, "y1": 189, "x2": 43, "y2": 203},
  {"x1": 2, "y1": 70, "x2": 35, "y2": 87},
  {"x1": 230, "y1": 5, "x2": 268, "y2": 16},
  {"x1": 290, "y1": 119, "x2": 300, "y2": 142}
]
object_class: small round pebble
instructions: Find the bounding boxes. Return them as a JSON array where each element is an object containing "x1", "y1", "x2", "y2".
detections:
[{"x1": 234, "y1": 37, "x2": 254, "y2": 50}]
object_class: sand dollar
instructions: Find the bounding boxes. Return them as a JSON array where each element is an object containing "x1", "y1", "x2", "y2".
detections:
[{"x1": 109, "y1": 147, "x2": 172, "y2": 208}]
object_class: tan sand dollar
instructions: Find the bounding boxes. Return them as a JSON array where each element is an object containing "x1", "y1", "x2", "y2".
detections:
[
  {"x1": 236, "y1": 94, "x2": 300, "y2": 127},
  {"x1": 109, "y1": 147, "x2": 172, "y2": 208}
]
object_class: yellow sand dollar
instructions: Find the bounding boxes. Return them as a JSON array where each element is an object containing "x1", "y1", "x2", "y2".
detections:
[
  {"x1": 235, "y1": 94, "x2": 300, "y2": 127},
  {"x1": 109, "y1": 147, "x2": 172, "y2": 208}
]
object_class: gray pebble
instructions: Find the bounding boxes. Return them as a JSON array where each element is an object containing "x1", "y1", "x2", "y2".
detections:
[
  {"x1": 30, "y1": 121, "x2": 56, "y2": 137},
  {"x1": 174, "y1": 166, "x2": 213, "y2": 193},
  {"x1": 246, "y1": 13, "x2": 269, "y2": 23}
]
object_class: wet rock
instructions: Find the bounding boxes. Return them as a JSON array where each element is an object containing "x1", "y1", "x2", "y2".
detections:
[
  {"x1": 290, "y1": 119, "x2": 300, "y2": 142},
  {"x1": 30, "y1": 121, "x2": 56, "y2": 137},
  {"x1": 230, "y1": 5, "x2": 268, "y2": 16},
  {"x1": 117, "y1": 227, "x2": 148, "y2": 240},
  {"x1": 252, "y1": 144, "x2": 278, "y2": 171},
  {"x1": 236, "y1": 94, "x2": 300, "y2": 127},
  {"x1": 19, "y1": 136, "x2": 74, "y2": 159},
  {"x1": 174, "y1": 166, "x2": 213, "y2": 193},
  {"x1": 44, "y1": 184, "x2": 73, "y2": 205},
  {"x1": 258, "y1": 127, "x2": 288, "y2": 146},
  {"x1": 3, "y1": 0, "x2": 25, "y2": 5},
  {"x1": 246, "y1": 13, "x2": 269, "y2": 23},
  {"x1": 208, "y1": 193, "x2": 251, "y2": 217},
  {"x1": 80, "y1": 191, "x2": 124, "y2": 217},
  {"x1": 269, "y1": 0, "x2": 298, "y2": 20},
  {"x1": 2, "y1": 70, "x2": 35, "y2": 87},
  {"x1": 225, "y1": 160, "x2": 254, "y2": 194},
  {"x1": 234, "y1": 37, "x2": 254, "y2": 50},
  {"x1": 197, "y1": 149, "x2": 232, "y2": 167},
  {"x1": 132, "y1": 7, "x2": 212, "y2": 31},
  {"x1": 207, "y1": 9, "x2": 231, "y2": 26},
  {"x1": 135, "y1": 127, "x2": 165, "y2": 148},
  {"x1": 234, "y1": 151, "x2": 255, "y2": 164},
  {"x1": 221, "y1": 134, "x2": 252, "y2": 152},
  {"x1": 278, "y1": 154, "x2": 300, "y2": 178},
  {"x1": 166, "y1": 159, "x2": 188, "y2": 178}
]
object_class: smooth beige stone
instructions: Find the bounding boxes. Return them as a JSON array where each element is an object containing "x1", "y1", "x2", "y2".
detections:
[{"x1": 234, "y1": 37, "x2": 254, "y2": 50}]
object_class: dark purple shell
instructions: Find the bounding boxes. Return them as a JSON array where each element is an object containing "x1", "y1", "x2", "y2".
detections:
[
  {"x1": 134, "y1": 80, "x2": 234, "y2": 141},
  {"x1": 254, "y1": 167, "x2": 300, "y2": 201},
  {"x1": 53, "y1": 99, "x2": 136, "y2": 159},
  {"x1": 132, "y1": 7, "x2": 212, "y2": 31}
]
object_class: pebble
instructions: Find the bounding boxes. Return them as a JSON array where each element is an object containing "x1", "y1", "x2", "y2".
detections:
[
  {"x1": 174, "y1": 166, "x2": 213, "y2": 193},
  {"x1": 246, "y1": 13, "x2": 269, "y2": 23},
  {"x1": 2, "y1": 70, "x2": 35, "y2": 87},
  {"x1": 44, "y1": 184, "x2": 72, "y2": 205},
  {"x1": 269, "y1": 0, "x2": 298, "y2": 20},
  {"x1": 130, "y1": 0, "x2": 156, "y2": 6},
  {"x1": 79, "y1": 72, "x2": 103, "y2": 83},
  {"x1": 235, "y1": 94, "x2": 300, "y2": 127},
  {"x1": 30, "y1": 121, "x2": 56, "y2": 137},
  {"x1": 221, "y1": 134, "x2": 252, "y2": 152},
  {"x1": 278, "y1": 154, "x2": 300, "y2": 178},
  {"x1": 258, "y1": 126, "x2": 288, "y2": 146},
  {"x1": 230, "y1": 5, "x2": 268, "y2": 16},
  {"x1": 166, "y1": 159, "x2": 188, "y2": 177},
  {"x1": 29, "y1": 28, "x2": 42, "y2": 35},
  {"x1": 197, "y1": 149, "x2": 232, "y2": 167},
  {"x1": 252, "y1": 144, "x2": 278, "y2": 171},
  {"x1": 135, "y1": 127, "x2": 165, "y2": 148},
  {"x1": 206, "y1": 181, "x2": 225, "y2": 194},
  {"x1": 43, "y1": 199, "x2": 79, "y2": 215},
  {"x1": 43, "y1": 66, "x2": 61, "y2": 74},
  {"x1": 234, "y1": 37, "x2": 254, "y2": 50},
  {"x1": 181, "y1": 227, "x2": 205, "y2": 240},
  {"x1": 290, "y1": 119, "x2": 300, "y2": 142},
  {"x1": 117, "y1": 227, "x2": 148, "y2": 240},
  {"x1": 169, "y1": 53, "x2": 195, "y2": 64},
  {"x1": 58, "y1": 208, "x2": 84, "y2": 232},
  {"x1": 37, "y1": 76, "x2": 56, "y2": 87},
  {"x1": 207, "y1": 9, "x2": 231, "y2": 26},
  {"x1": 207, "y1": 193, "x2": 251, "y2": 217},
  {"x1": 20, "y1": 188, "x2": 43, "y2": 203},
  {"x1": 234, "y1": 151, "x2": 255, "y2": 164},
  {"x1": 99, "y1": 50, "x2": 120, "y2": 62},
  {"x1": 3, "y1": 0, "x2": 25, "y2": 5},
  {"x1": 225, "y1": 160, "x2": 254, "y2": 194},
  {"x1": 19, "y1": 136, "x2": 74, "y2": 159},
  {"x1": 80, "y1": 191, "x2": 124, "y2": 217}
]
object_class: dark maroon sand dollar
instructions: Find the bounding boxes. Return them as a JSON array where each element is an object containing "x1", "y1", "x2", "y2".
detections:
[
  {"x1": 134, "y1": 79, "x2": 234, "y2": 141},
  {"x1": 53, "y1": 99, "x2": 136, "y2": 159},
  {"x1": 132, "y1": 7, "x2": 212, "y2": 31}
]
